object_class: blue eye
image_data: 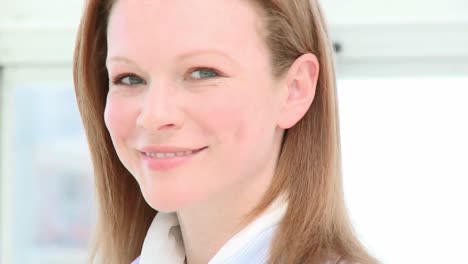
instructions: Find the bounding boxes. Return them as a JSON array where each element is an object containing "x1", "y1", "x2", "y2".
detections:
[
  {"x1": 112, "y1": 74, "x2": 145, "y2": 86},
  {"x1": 190, "y1": 68, "x2": 220, "y2": 80}
]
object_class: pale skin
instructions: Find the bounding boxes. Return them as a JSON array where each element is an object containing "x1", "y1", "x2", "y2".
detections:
[{"x1": 105, "y1": 0, "x2": 319, "y2": 263}]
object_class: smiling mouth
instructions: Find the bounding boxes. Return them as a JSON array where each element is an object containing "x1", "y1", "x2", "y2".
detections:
[
  {"x1": 140, "y1": 146, "x2": 207, "y2": 171},
  {"x1": 142, "y1": 147, "x2": 207, "y2": 159}
]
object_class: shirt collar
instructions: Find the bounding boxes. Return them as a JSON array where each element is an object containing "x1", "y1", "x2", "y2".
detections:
[{"x1": 138, "y1": 195, "x2": 288, "y2": 264}]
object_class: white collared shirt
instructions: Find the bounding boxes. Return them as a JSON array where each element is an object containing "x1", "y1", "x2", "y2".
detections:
[{"x1": 133, "y1": 196, "x2": 288, "y2": 264}]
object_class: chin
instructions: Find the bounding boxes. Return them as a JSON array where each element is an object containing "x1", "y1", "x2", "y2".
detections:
[{"x1": 141, "y1": 187, "x2": 200, "y2": 213}]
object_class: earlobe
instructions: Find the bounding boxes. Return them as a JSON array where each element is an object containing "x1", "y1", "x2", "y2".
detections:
[{"x1": 277, "y1": 53, "x2": 319, "y2": 129}]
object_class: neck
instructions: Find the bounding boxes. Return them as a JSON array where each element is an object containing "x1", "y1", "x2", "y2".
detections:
[{"x1": 176, "y1": 160, "x2": 278, "y2": 264}]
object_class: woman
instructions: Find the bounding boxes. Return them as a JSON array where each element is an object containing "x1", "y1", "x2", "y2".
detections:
[{"x1": 73, "y1": 0, "x2": 378, "y2": 263}]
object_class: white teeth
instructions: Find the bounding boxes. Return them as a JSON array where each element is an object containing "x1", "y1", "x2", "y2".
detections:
[
  {"x1": 165, "y1": 152, "x2": 175, "y2": 158},
  {"x1": 145, "y1": 150, "x2": 195, "y2": 159}
]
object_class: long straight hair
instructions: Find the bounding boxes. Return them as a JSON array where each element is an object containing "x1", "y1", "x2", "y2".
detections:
[{"x1": 73, "y1": 0, "x2": 378, "y2": 263}]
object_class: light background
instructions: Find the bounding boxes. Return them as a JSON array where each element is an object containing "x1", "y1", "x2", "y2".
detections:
[{"x1": 1, "y1": 0, "x2": 467, "y2": 263}]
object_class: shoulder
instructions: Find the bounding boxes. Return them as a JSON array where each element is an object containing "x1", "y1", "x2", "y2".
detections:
[
  {"x1": 296, "y1": 249, "x2": 376, "y2": 264},
  {"x1": 130, "y1": 256, "x2": 141, "y2": 264},
  {"x1": 317, "y1": 251, "x2": 356, "y2": 264},
  {"x1": 335, "y1": 256, "x2": 356, "y2": 264}
]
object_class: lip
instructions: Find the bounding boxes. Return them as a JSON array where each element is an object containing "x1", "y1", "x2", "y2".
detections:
[
  {"x1": 140, "y1": 146, "x2": 203, "y2": 153},
  {"x1": 139, "y1": 146, "x2": 207, "y2": 171}
]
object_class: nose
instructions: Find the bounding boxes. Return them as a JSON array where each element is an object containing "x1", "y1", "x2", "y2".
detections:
[{"x1": 136, "y1": 82, "x2": 184, "y2": 132}]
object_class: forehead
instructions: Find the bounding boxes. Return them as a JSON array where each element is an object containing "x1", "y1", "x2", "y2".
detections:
[{"x1": 106, "y1": 0, "x2": 267, "y2": 65}]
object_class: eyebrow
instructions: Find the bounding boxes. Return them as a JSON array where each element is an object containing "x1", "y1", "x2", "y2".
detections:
[{"x1": 106, "y1": 49, "x2": 240, "y2": 68}]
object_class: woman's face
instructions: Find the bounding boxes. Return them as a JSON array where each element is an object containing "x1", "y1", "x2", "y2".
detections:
[{"x1": 105, "y1": 0, "x2": 285, "y2": 211}]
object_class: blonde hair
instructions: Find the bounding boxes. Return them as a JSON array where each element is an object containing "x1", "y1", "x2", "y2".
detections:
[{"x1": 73, "y1": 0, "x2": 378, "y2": 263}]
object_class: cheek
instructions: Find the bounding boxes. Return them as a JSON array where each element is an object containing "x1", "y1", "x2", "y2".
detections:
[
  {"x1": 104, "y1": 96, "x2": 137, "y2": 143},
  {"x1": 190, "y1": 83, "x2": 276, "y2": 151},
  {"x1": 191, "y1": 92, "x2": 249, "y2": 140}
]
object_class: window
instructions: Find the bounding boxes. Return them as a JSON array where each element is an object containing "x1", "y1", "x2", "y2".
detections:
[
  {"x1": 0, "y1": 67, "x2": 93, "y2": 264},
  {"x1": 337, "y1": 77, "x2": 468, "y2": 263}
]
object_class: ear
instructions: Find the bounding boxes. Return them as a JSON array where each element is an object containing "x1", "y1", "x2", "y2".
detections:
[{"x1": 277, "y1": 53, "x2": 319, "y2": 129}]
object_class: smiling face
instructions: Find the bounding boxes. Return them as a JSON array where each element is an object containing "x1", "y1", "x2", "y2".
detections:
[{"x1": 105, "y1": 0, "x2": 286, "y2": 212}]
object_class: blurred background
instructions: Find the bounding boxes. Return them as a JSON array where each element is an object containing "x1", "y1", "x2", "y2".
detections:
[{"x1": 0, "y1": 0, "x2": 467, "y2": 263}]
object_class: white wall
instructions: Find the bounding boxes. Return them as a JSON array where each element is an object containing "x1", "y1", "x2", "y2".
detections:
[
  {"x1": 322, "y1": 0, "x2": 468, "y2": 24},
  {"x1": 320, "y1": 0, "x2": 468, "y2": 77},
  {"x1": 0, "y1": 0, "x2": 83, "y2": 26}
]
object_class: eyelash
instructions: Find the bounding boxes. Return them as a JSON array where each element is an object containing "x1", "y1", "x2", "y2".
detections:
[
  {"x1": 110, "y1": 67, "x2": 223, "y2": 86},
  {"x1": 111, "y1": 73, "x2": 145, "y2": 86}
]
